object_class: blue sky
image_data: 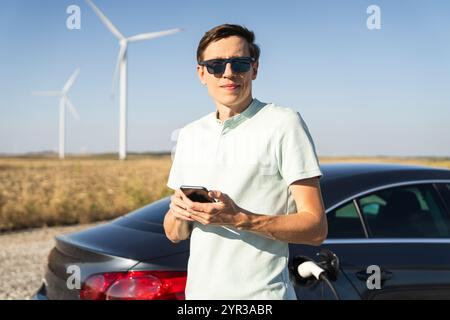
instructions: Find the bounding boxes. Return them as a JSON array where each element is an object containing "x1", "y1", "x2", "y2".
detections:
[{"x1": 0, "y1": 0, "x2": 449, "y2": 156}]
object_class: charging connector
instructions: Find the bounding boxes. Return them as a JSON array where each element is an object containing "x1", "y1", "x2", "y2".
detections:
[
  {"x1": 297, "y1": 261, "x2": 325, "y2": 280},
  {"x1": 290, "y1": 249, "x2": 341, "y2": 300}
]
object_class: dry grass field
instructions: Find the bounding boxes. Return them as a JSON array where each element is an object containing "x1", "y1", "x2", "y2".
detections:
[
  {"x1": 1, "y1": 154, "x2": 449, "y2": 233},
  {"x1": 0, "y1": 154, "x2": 172, "y2": 232}
]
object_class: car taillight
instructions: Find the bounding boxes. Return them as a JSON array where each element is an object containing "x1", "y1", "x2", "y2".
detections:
[{"x1": 80, "y1": 271, "x2": 187, "y2": 300}]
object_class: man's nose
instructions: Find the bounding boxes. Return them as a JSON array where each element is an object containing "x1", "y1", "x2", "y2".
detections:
[{"x1": 222, "y1": 62, "x2": 234, "y2": 77}]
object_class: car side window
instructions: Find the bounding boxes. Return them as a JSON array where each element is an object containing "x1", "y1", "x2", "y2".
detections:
[
  {"x1": 357, "y1": 184, "x2": 450, "y2": 238},
  {"x1": 438, "y1": 183, "x2": 450, "y2": 210},
  {"x1": 327, "y1": 201, "x2": 366, "y2": 238}
]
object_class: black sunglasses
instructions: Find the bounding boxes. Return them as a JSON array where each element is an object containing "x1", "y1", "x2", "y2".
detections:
[{"x1": 199, "y1": 57, "x2": 256, "y2": 75}]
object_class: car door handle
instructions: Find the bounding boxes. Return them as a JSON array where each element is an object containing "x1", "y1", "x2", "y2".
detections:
[{"x1": 356, "y1": 269, "x2": 393, "y2": 282}]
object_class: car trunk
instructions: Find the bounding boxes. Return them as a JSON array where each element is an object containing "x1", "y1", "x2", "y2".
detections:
[{"x1": 44, "y1": 219, "x2": 189, "y2": 300}]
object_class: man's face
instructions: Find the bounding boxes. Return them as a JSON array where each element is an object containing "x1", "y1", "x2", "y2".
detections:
[{"x1": 197, "y1": 36, "x2": 258, "y2": 108}]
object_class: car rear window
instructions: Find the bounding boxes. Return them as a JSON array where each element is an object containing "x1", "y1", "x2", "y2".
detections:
[{"x1": 124, "y1": 198, "x2": 168, "y2": 224}]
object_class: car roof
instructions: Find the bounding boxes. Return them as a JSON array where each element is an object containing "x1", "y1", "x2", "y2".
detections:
[{"x1": 319, "y1": 162, "x2": 450, "y2": 210}]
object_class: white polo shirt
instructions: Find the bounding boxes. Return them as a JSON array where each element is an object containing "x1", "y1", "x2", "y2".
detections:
[{"x1": 167, "y1": 98, "x2": 322, "y2": 300}]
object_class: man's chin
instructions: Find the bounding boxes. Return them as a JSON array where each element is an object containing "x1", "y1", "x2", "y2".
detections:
[{"x1": 214, "y1": 94, "x2": 244, "y2": 107}]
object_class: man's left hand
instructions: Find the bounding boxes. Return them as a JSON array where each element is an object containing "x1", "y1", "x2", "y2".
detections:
[{"x1": 185, "y1": 190, "x2": 243, "y2": 226}]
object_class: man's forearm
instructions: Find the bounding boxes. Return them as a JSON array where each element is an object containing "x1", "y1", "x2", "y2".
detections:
[
  {"x1": 163, "y1": 210, "x2": 192, "y2": 243},
  {"x1": 234, "y1": 209, "x2": 327, "y2": 246}
]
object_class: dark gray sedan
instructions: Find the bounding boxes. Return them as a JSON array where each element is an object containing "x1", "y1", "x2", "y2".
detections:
[{"x1": 33, "y1": 162, "x2": 450, "y2": 300}]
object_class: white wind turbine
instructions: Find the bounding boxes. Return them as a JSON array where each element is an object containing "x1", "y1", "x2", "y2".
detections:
[
  {"x1": 33, "y1": 68, "x2": 80, "y2": 160},
  {"x1": 86, "y1": 0, "x2": 182, "y2": 160}
]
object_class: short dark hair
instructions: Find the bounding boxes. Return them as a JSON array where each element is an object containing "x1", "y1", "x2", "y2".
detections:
[{"x1": 196, "y1": 24, "x2": 261, "y2": 63}]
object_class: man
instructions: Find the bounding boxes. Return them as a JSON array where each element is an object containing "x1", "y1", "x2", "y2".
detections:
[{"x1": 163, "y1": 24, "x2": 327, "y2": 300}]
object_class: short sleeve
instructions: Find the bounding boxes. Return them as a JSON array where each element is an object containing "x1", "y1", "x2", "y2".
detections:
[
  {"x1": 167, "y1": 128, "x2": 186, "y2": 190},
  {"x1": 276, "y1": 111, "x2": 323, "y2": 186}
]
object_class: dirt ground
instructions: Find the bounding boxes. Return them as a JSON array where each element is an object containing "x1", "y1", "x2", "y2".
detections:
[{"x1": 0, "y1": 223, "x2": 100, "y2": 300}]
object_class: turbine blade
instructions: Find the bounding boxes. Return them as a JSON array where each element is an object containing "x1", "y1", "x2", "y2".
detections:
[
  {"x1": 62, "y1": 68, "x2": 80, "y2": 93},
  {"x1": 85, "y1": 0, "x2": 124, "y2": 39},
  {"x1": 32, "y1": 91, "x2": 61, "y2": 97},
  {"x1": 65, "y1": 98, "x2": 80, "y2": 120},
  {"x1": 126, "y1": 28, "x2": 183, "y2": 42},
  {"x1": 111, "y1": 43, "x2": 127, "y2": 96}
]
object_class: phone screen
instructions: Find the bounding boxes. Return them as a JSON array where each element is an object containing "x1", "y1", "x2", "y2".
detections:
[{"x1": 180, "y1": 186, "x2": 214, "y2": 203}]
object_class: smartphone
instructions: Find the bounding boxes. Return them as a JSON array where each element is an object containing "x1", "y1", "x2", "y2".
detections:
[{"x1": 180, "y1": 185, "x2": 215, "y2": 203}]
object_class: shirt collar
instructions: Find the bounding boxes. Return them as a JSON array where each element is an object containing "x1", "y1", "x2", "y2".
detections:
[{"x1": 213, "y1": 98, "x2": 264, "y2": 131}]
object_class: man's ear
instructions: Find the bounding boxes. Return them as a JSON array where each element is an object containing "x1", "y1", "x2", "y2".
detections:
[
  {"x1": 251, "y1": 60, "x2": 259, "y2": 80},
  {"x1": 197, "y1": 65, "x2": 206, "y2": 85}
]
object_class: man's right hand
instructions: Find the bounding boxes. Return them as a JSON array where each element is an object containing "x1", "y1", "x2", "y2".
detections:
[
  {"x1": 169, "y1": 189, "x2": 196, "y2": 222},
  {"x1": 164, "y1": 189, "x2": 196, "y2": 243}
]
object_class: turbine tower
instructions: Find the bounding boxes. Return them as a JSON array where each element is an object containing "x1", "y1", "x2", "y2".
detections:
[
  {"x1": 86, "y1": 0, "x2": 182, "y2": 160},
  {"x1": 33, "y1": 68, "x2": 80, "y2": 160}
]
